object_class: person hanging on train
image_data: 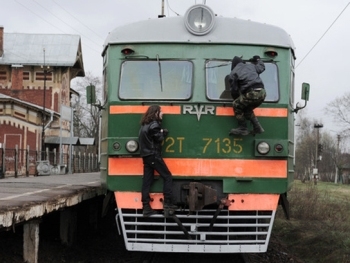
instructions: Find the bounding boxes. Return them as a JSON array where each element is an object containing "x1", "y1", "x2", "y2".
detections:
[
  {"x1": 228, "y1": 55, "x2": 266, "y2": 136},
  {"x1": 139, "y1": 105, "x2": 177, "y2": 217}
]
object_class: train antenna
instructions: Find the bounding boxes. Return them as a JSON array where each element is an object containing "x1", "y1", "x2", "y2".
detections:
[{"x1": 158, "y1": 0, "x2": 165, "y2": 18}]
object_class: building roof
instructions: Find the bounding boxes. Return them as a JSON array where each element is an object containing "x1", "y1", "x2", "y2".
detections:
[
  {"x1": 1, "y1": 33, "x2": 84, "y2": 76},
  {"x1": 45, "y1": 136, "x2": 95, "y2": 146}
]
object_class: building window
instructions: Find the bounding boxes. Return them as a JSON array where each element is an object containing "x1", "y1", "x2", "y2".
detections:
[
  {"x1": 35, "y1": 71, "x2": 52, "y2": 81},
  {"x1": 0, "y1": 71, "x2": 6, "y2": 80},
  {"x1": 23, "y1": 72, "x2": 30, "y2": 80}
]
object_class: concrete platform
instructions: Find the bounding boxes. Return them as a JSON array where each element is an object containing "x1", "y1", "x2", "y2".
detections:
[
  {"x1": 0, "y1": 172, "x2": 105, "y2": 263},
  {"x1": 0, "y1": 172, "x2": 104, "y2": 229}
]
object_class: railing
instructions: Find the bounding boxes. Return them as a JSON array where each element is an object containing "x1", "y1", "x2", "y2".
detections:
[{"x1": 0, "y1": 146, "x2": 99, "y2": 178}]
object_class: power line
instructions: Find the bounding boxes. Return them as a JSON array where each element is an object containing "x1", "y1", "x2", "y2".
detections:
[
  {"x1": 13, "y1": 0, "x2": 101, "y2": 54},
  {"x1": 14, "y1": 0, "x2": 66, "y2": 34},
  {"x1": 52, "y1": 0, "x2": 105, "y2": 40},
  {"x1": 296, "y1": 2, "x2": 350, "y2": 68},
  {"x1": 31, "y1": 0, "x2": 102, "y2": 48}
]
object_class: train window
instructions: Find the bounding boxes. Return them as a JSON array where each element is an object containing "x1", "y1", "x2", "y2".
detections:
[
  {"x1": 119, "y1": 60, "x2": 193, "y2": 100},
  {"x1": 205, "y1": 60, "x2": 279, "y2": 102}
]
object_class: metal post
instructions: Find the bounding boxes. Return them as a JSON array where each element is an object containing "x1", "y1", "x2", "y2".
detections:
[
  {"x1": 0, "y1": 143, "x2": 4, "y2": 179},
  {"x1": 59, "y1": 112, "x2": 62, "y2": 165},
  {"x1": 335, "y1": 134, "x2": 341, "y2": 183},
  {"x1": 158, "y1": 0, "x2": 165, "y2": 18},
  {"x1": 69, "y1": 107, "x2": 74, "y2": 174},
  {"x1": 15, "y1": 145, "x2": 18, "y2": 178},
  {"x1": 98, "y1": 111, "x2": 101, "y2": 165},
  {"x1": 26, "y1": 145, "x2": 29, "y2": 177},
  {"x1": 41, "y1": 48, "x2": 47, "y2": 160},
  {"x1": 2, "y1": 143, "x2": 5, "y2": 177}
]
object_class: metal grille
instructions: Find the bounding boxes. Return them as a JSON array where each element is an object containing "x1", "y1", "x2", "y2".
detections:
[{"x1": 116, "y1": 208, "x2": 275, "y2": 253}]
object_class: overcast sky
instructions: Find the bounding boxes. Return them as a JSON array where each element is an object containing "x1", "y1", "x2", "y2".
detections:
[{"x1": 2, "y1": 0, "x2": 350, "y2": 134}]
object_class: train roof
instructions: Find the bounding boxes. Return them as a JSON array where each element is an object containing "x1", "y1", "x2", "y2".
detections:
[{"x1": 103, "y1": 14, "x2": 295, "y2": 54}]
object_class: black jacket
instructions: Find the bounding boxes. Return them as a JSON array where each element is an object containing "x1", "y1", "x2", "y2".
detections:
[
  {"x1": 229, "y1": 60, "x2": 265, "y2": 95},
  {"x1": 139, "y1": 120, "x2": 165, "y2": 157}
]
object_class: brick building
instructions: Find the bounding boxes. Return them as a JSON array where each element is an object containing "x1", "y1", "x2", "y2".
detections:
[{"x1": 0, "y1": 26, "x2": 85, "y2": 154}]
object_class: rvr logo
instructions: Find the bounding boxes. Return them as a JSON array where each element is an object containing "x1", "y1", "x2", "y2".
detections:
[{"x1": 183, "y1": 105, "x2": 215, "y2": 121}]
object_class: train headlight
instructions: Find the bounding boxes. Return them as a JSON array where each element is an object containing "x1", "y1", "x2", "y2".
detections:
[
  {"x1": 184, "y1": 4, "x2": 215, "y2": 36},
  {"x1": 257, "y1": 142, "x2": 270, "y2": 155},
  {"x1": 125, "y1": 140, "x2": 139, "y2": 153}
]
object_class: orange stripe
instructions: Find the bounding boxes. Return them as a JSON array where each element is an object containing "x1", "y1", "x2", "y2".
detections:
[
  {"x1": 114, "y1": 192, "x2": 279, "y2": 210},
  {"x1": 227, "y1": 194, "x2": 279, "y2": 211},
  {"x1": 110, "y1": 105, "x2": 181, "y2": 114},
  {"x1": 215, "y1": 107, "x2": 288, "y2": 117},
  {"x1": 110, "y1": 105, "x2": 287, "y2": 117},
  {"x1": 109, "y1": 158, "x2": 287, "y2": 178},
  {"x1": 115, "y1": 192, "x2": 164, "y2": 209}
]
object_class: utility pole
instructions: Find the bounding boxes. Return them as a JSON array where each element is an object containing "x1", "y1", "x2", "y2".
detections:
[
  {"x1": 41, "y1": 48, "x2": 47, "y2": 160},
  {"x1": 334, "y1": 134, "x2": 341, "y2": 184},
  {"x1": 313, "y1": 123, "x2": 323, "y2": 185}
]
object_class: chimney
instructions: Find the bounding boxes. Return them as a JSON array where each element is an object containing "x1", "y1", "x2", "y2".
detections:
[
  {"x1": 11, "y1": 65, "x2": 23, "y2": 91},
  {"x1": 0, "y1": 26, "x2": 3, "y2": 57}
]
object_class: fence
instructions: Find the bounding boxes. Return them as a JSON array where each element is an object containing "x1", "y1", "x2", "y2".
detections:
[{"x1": 0, "y1": 146, "x2": 99, "y2": 178}]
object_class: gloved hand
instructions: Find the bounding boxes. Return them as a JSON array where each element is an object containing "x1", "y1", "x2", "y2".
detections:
[
  {"x1": 250, "y1": 55, "x2": 260, "y2": 63},
  {"x1": 162, "y1": 129, "x2": 169, "y2": 136}
]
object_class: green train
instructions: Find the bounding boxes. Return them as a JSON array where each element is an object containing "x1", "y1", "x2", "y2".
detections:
[{"x1": 97, "y1": 4, "x2": 310, "y2": 253}]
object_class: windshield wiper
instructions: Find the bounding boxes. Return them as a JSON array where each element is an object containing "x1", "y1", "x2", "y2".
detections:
[{"x1": 156, "y1": 54, "x2": 163, "y2": 92}]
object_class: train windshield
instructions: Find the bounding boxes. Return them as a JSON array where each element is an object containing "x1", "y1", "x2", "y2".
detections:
[
  {"x1": 206, "y1": 60, "x2": 279, "y2": 102},
  {"x1": 119, "y1": 60, "x2": 193, "y2": 100}
]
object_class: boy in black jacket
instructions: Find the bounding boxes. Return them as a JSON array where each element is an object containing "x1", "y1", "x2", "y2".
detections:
[
  {"x1": 229, "y1": 56, "x2": 266, "y2": 135},
  {"x1": 139, "y1": 105, "x2": 176, "y2": 217}
]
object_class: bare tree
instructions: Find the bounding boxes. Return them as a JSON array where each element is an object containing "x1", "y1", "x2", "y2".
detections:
[
  {"x1": 71, "y1": 72, "x2": 102, "y2": 154},
  {"x1": 325, "y1": 92, "x2": 350, "y2": 137},
  {"x1": 324, "y1": 92, "x2": 350, "y2": 183},
  {"x1": 295, "y1": 112, "x2": 340, "y2": 182}
]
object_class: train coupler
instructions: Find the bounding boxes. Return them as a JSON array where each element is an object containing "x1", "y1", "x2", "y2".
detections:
[{"x1": 183, "y1": 182, "x2": 218, "y2": 211}]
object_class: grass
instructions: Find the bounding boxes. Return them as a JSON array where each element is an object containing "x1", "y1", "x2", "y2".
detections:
[{"x1": 274, "y1": 180, "x2": 350, "y2": 263}]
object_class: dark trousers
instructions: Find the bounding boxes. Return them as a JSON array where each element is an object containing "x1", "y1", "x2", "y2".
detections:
[{"x1": 141, "y1": 154, "x2": 173, "y2": 204}]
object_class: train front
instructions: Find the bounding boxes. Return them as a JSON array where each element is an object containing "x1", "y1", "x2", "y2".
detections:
[{"x1": 100, "y1": 4, "x2": 296, "y2": 253}]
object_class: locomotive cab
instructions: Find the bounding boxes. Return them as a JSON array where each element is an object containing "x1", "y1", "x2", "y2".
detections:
[{"x1": 96, "y1": 3, "x2": 310, "y2": 254}]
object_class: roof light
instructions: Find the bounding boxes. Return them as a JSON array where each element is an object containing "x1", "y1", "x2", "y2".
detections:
[
  {"x1": 121, "y1": 47, "x2": 135, "y2": 56},
  {"x1": 184, "y1": 4, "x2": 215, "y2": 36},
  {"x1": 264, "y1": 48, "x2": 278, "y2": 58}
]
